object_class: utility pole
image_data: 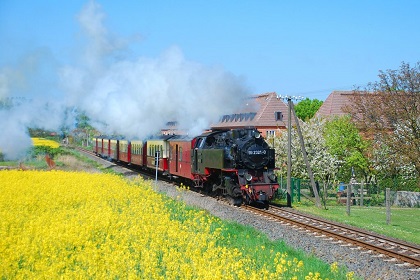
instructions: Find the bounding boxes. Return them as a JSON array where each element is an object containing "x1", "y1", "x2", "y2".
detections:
[
  {"x1": 289, "y1": 101, "x2": 321, "y2": 208},
  {"x1": 277, "y1": 95, "x2": 321, "y2": 208},
  {"x1": 287, "y1": 97, "x2": 292, "y2": 207}
]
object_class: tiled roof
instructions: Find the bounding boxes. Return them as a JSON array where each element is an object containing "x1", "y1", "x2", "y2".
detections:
[
  {"x1": 315, "y1": 91, "x2": 353, "y2": 118},
  {"x1": 211, "y1": 92, "x2": 295, "y2": 129}
]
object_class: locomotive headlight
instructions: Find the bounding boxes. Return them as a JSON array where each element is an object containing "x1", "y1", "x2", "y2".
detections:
[
  {"x1": 245, "y1": 173, "x2": 252, "y2": 182},
  {"x1": 253, "y1": 131, "x2": 261, "y2": 139}
]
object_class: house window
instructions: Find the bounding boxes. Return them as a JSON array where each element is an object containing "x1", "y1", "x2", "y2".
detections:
[
  {"x1": 275, "y1": 111, "x2": 283, "y2": 121},
  {"x1": 266, "y1": 130, "x2": 276, "y2": 137}
]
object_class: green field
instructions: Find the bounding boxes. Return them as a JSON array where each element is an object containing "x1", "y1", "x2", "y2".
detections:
[{"x1": 293, "y1": 203, "x2": 420, "y2": 245}]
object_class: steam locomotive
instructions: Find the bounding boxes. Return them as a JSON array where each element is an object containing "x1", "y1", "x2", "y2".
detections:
[{"x1": 93, "y1": 127, "x2": 279, "y2": 207}]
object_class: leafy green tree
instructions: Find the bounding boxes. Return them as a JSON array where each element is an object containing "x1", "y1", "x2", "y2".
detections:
[
  {"x1": 324, "y1": 115, "x2": 372, "y2": 183},
  {"x1": 294, "y1": 98, "x2": 323, "y2": 121},
  {"x1": 75, "y1": 112, "x2": 92, "y2": 129}
]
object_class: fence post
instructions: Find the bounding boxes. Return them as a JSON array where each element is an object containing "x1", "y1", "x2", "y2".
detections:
[
  {"x1": 346, "y1": 180, "x2": 352, "y2": 216},
  {"x1": 360, "y1": 181, "x2": 364, "y2": 207},
  {"x1": 386, "y1": 188, "x2": 391, "y2": 225},
  {"x1": 291, "y1": 178, "x2": 294, "y2": 203},
  {"x1": 297, "y1": 179, "x2": 301, "y2": 202}
]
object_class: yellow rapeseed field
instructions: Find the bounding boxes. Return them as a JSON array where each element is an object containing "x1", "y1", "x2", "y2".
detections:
[
  {"x1": 0, "y1": 170, "x2": 349, "y2": 279},
  {"x1": 31, "y1": 138, "x2": 60, "y2": 149}
]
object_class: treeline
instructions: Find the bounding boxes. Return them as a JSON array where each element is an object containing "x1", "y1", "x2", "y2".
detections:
[{"x1": 273, "y1": 61, "x2": 420, "y2": 193}]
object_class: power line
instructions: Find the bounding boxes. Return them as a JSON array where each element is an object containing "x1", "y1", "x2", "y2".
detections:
[{"x1": 281, "y1": 82, "x2": 370, "y2": 100}]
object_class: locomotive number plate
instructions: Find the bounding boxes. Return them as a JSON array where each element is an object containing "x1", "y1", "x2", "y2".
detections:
[{"x1": 248, "y1": 150, "x2": 266, "y2": 155}]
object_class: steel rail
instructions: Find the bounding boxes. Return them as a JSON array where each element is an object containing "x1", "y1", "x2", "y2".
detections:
[{"x1": 244, "y1": 205, "x2": 420, "y2": 267}]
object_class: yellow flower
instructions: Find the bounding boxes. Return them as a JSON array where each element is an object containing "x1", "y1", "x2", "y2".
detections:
[
  {"x1": 0, "y1": 170, "x2": 335, "y2": 279},
  {"x1": 330, "y1": 261, "x2": 339, "y2": 273},
  {"x1": 346, "y1": 271, "x2": 355, "y2": 280},
  {"x1": 31, "y1": 138, "x2": 60, "y2": 149}
]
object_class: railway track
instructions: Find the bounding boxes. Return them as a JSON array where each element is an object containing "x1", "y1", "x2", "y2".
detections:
[
  {"x1": 244, "y1": 205, "x2": 420, "y2": 268},
  {"x1": 74, "y1": 146, "x2": 420, "y2": 269},
  {"x1": 74, "y1": 146, "x2": 165, "y2": 181}
]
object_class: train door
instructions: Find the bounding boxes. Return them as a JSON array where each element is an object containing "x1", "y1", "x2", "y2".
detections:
[
  {"x1": 127, "y1": 142, "x2": 131, "y2": 163},
  {"x1": 175, "y1": 144, "x2": 179, "y2": 172},
  {"x1": 116, "y1": 140, "x2": 119, "y2": 161},
  {"x1": 192, "y1": 137, "x2": 204, "y2": 174},
  {"x1": 101, "y1": 138, "x2": 104, "y2": 155},
  {"x1": 107, "y1": 139, "x2": 111, "y2": 158}
]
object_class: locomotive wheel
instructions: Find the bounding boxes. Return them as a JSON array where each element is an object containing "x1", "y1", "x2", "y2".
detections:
[
  {"x1": 233, "y1": 197, "x2": 243, "y2": 207},
  {"x1": 244, "y1": 194, "x2": 251, "y2": 205}
]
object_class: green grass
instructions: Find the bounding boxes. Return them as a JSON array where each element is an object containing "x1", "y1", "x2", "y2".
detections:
[
  {"x1": 0, "y1": 161, "x2": 18, "y2": 167},
  {"x1": 293, "y1": 202, "x2": 420, "y2": 245},
  {"x1": 0, "y1": 147, "x2": 110, "y2": 173},
  {"x1": 0, "y1": 158, "x2": 47, "y2": 169}
]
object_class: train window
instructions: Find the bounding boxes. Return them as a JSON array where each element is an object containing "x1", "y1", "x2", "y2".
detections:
[
  {"x1": 205, "y1": 136, "x2": 215, "y2": 147},
  {"x1": 195, "y1": 138, "x2": 203, "y2": 148},
  {"x1": 179, "y1": 147, "x2": 183, "y2": 161}
]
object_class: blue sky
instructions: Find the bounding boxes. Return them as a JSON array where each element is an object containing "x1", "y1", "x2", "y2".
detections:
[{"x1": 1, "y1": 0, "x2": 419, "y2": 101}]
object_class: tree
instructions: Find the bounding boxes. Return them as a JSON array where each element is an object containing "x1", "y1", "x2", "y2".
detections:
[
  {"x1": 274, "y1": 117, "x2": 340, "y2": 207},
  {"x1": 324, "y1": 115, "x2": 372, "y2": 183},
  {"x1": 72, "y1": 111, "x2": 96, "y2": 147},
  {"x1": 294, "y1": 98, "x2": 323, "y2": 121},
  {"x1": 345, "y1": 61, "x2": 420, "y2": 188}
]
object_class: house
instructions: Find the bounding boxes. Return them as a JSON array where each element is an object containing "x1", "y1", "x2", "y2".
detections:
[
  {"x1": 211, "y1": 92, "x2": 296, "y2": 138},
  {"x1": 315, "y1": 90, "x2": 354, "y2": 118}
]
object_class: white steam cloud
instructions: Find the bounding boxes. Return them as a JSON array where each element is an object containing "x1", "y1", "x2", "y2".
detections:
[{"x1": 0, "y1": 0, "x2": 251, "y2": 160}]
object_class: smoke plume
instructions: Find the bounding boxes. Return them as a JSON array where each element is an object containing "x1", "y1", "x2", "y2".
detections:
[{"x1": 0, "y1": 0, "x2": 251, "y2": 160}]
